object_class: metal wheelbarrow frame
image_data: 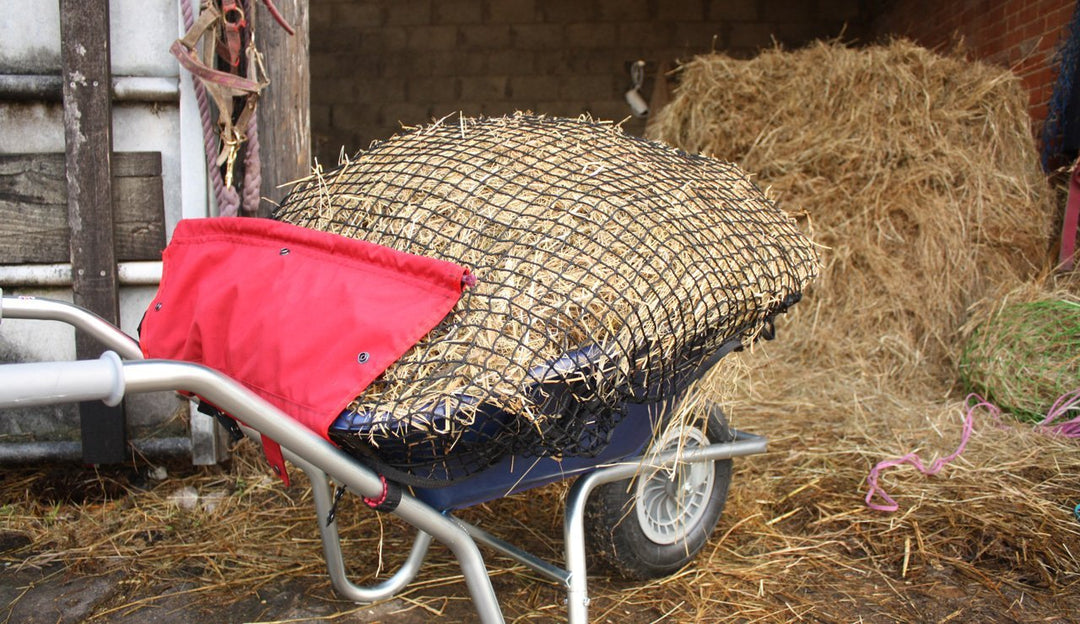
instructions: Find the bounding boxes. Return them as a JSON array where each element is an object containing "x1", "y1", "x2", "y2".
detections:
[{"x1": 0, "y1": 290, "x2": 767, "y2": 623}]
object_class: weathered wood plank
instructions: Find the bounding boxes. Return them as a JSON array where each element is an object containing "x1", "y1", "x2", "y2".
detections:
[
  {"x1": 61, "y1": 0, "x2": 126, "y2": 464},
  {"x1": 256, "y1": 0, "x2": 311, "y2": 216},
  {"x1": 0, "y1": 152, "x2": 165, "y2": 263}
]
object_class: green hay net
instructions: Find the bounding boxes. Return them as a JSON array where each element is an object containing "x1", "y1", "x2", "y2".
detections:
[{"x1": 960, "y1": 300, "x2": 1080, "y2": 422}]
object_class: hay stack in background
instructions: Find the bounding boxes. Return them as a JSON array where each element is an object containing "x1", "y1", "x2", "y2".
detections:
[
  {"x1": 650, "y1": 39, "x2": 1052, "y2": 391},
  {"x1": 276, "y1": 113, "x2": 818, "y2": 483},
  {"x1": 646, "y1": 40, "x2": 1080, "y2": 615}
]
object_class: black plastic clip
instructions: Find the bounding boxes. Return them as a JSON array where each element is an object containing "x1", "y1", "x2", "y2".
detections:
[
  {"x1": 197, "y1": 401, "x2": 244, "y2": 444},
  {"x1": 326, "y1": 483, "x2": 348, "y2": 526}
]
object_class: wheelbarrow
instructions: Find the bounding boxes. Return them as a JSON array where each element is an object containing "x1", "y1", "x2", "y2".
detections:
[
  {"x1": 0, "y1": 214, "x2": 785, "y2": 622},
  {"x1": 0, "y1": 286, "x2": 774, "y2": 623}
]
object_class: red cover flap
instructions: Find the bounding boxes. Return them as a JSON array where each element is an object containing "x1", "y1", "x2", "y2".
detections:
[{"x1": 139, "y1": 218, "x2": 470, "y2": 479}]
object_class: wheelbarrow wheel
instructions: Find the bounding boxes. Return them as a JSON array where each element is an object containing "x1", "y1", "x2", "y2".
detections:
[{"x1": 584, "y1": 407, "x2": 733, "y2": 580}]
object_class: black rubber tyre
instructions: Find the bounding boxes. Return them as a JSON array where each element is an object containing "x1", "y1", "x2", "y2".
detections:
[{"x1": 584, "y1": 406, "x2": 734, "y2": 580}]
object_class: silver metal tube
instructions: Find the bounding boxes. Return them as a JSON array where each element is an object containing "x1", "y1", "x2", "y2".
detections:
[
  {"x1": 290, "y1": 454, "x2": 433, "y2": 603},
  {"x1": 0, "y1": 74, "x2": 179, "y2": 102},
  {"x1": 0, "y1": 262, "x2": 163, "y2": 288},
  {"x1": 120, "y1": 360, "x2": 505, "y2": 624},
  {"x1": 562, "y1": 431, "x2": 767, "y2": 623},
  {"x1": 0, "y1": 352, "x2": 125, "y2": 408},
  {"x1": 111, "y1": 76, "x2": 179, "y2": 102},
  {"x1": 452, "y1": 517, "x2": 572, "y2": 586},
  {"x1": 1, "y1": 295, "x2": 143, "y2": 360}
]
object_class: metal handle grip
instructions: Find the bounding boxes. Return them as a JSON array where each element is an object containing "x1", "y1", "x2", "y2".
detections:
[{"x1": 0, "y1": 351, "x2": 125, "y2": 408}]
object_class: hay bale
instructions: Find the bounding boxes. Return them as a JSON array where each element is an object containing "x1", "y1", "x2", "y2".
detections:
[
  {"x1": 960, "y1": 296, "x2": 1080, "y2": 421},
  {"x1": 645, "y1": 40, "x2": 1079, "y2": 612},
  {"x1": 648, "y1": 39, "x2": 1053, "y2": 390},
  {"x1": 275, "y1": 113, "x2": 818, "y2": 481}
]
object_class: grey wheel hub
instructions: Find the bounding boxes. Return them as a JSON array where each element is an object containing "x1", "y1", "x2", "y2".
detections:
[{"x1": 634, "y1": 426, "x2": 714, "y2": 545}]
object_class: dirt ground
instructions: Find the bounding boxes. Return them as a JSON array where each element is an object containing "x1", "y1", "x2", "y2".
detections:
[{"x1": 1, "y1": 440, "x2": 1078, "y2": 624}]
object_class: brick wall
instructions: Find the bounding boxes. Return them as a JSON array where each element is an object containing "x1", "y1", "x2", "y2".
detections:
[
  {"x1": 309, "y1": 0, "x2": 872, "y2": 164},
  {"x1": 872, "y1": 0, "x2": 1076, "y2": 141}
]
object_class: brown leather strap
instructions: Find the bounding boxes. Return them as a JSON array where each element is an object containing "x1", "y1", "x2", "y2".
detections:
[{"x1": 218, "y1": 0, "x2": 245, "y2": 68}]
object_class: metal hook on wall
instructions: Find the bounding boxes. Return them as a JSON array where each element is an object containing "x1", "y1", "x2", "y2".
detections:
[{"x1": 625, "y1": 59, "x2": 649, "y2": 118}]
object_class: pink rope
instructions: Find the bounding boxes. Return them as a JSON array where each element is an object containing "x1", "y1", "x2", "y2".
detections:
[
  {"x1": 864, "y1": 395, "x2": 980, "y2": 512},
  {"x1": 181, "y1": 0, "x2": 242, "y2": 218},
  {"x1": 1038, "y1": 388, "x2": 1080, "y2": 437},
  {"x1": 864, "y1": 389, "x2": 1080, "y2": 512},
  {"x1": 242, "y1": 114, "x2": 262, "y2": 214}
]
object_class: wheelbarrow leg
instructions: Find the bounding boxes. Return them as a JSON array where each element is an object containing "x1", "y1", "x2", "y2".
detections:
[
  {"x1": 294, "y1": 456, "x2": 433, "y2": 602},
  {"x1": 564, "y1": 474, "x2": 599, "y2": 624}
]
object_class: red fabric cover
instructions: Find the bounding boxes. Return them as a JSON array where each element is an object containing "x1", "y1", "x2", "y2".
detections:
[{"x1": 139, "y1": 218, "x2": 469, "y2": 481}]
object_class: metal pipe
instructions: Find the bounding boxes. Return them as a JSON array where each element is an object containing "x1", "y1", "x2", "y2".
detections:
[
  {"x1": 0, "y1": 437, "x2": 191, "y2": 463},
  {"x1": 0, "y1": 261, "x2": 163, "y2": 288},
  {"x1": 291, "y1": 455, "x2": 433, "y2": 603},
  {"x1": 119, "y1": 360, "x2": 505, "y2": 624},
  {"x1": 0, "y1": 74, "x2": 179, "y2": 102},
  {"x1": 0, "y1": 352, "x2": 125, "y2": 408},
  {"x1": 452, "y1": 516, "x2": 572, "y2": 586},
  {"x1": 111, "y1": 76, "x2": 180, "y2": 102},
  {"x1": 1, "y1": 294, "x2": 143, "y2": 360},
  {"x1": 562, "y1": 430, "x2": 768, "y2": 623}
]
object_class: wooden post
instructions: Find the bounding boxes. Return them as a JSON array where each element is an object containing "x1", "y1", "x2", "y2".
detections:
[
  {"x1": 255, "y1": 0, "x2": 311, "y2": 216},
  {"x1": 60, "y1": 0, "x2": 126, "y2": 464}
]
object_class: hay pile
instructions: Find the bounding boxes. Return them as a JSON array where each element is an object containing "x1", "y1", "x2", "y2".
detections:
[
  {"x1": 651, "y1": 39, "x2": 1051, "y2": 388},
  {"x1": 647, "y1": 39, "x2": 1080, "y2": 619},
  {"x1": 275, "y1": 113, "x2": 817, "y2": 481}
]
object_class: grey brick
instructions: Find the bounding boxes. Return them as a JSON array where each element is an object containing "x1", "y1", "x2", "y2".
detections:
[
  {"x1": 537, "y1": 0, "x2": 597, "y2": 22},
  {"x1": 618, "y1": 21, "x2": 678, "y2": 48},
  {"x1": 357, "y1": 78, "x2": 406, "y2": 103},
  {"x1": 657, "y1": 0, "x2": 705, "y2": 22},
  {"x1": 487, "y1": 49, "x2": 533, "y2": 74},
  {"x1": 331, "y1": 3, "x2": 384, "y2": 28},
  {"x1": 407, "y1": 76, "x2": 460, "y2": 103},
  {"x1": 331, "y1": 102, "x2": 375, "y2": 130},
  {"x1": 311, "y1": 76, "x2": 358, "y2": 103},
  {"x1": 558, "y1": 74, "x2": 618, "y2": 101},
  {"x1": 707, "y1": 0, "x2": 757, "y2": 21},
  {"x1": 760, "y1": 0, "x2": 814, "y2": 23},
  {"x1": 406, "y1": 25, "x2": 458, "y2": 50},
  {"x1": 511, "y1": 23, "x2": 565, "y2": 49},
  {"x1": 459, "y1": 75, "x2": 509, "y2": 101},
  {"x1": 311, "y1": 103, "x2": 331, "y2": 130},
  {"x1": 386, "y1": 0, "x2": 432, "y2": 25},
  {"x1": 459, "y1": 24, "x2": 513, "y2": 49},
  {"x1": 486, "y1": 0, "x2": 537, "y2": 23},
  {"x1": 508, "y1": 75, "x2": 562, "y2": 101},
  {"x1": 597, "y1": 0, "x2": 651, "y2": 22},
  {"x1": 817, "y1": 0, "x2": 863, "y2": 20},
  {"x1": 566, "y1": 23, "x2": 617, "y2": 48},
  {"x1": 422, "y1": 51, "x2": 490, "y2": 76},
  {"x1": 357, "y1": 27, "x2": 409, "y2": 52},
  {"x1": 434, "y1": 0, "x2": 484, "y2": 23}
]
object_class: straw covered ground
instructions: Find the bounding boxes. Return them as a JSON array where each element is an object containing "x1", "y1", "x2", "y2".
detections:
[{"x1": 1, "y1": 39, "x2": 1078, "y2": 622}]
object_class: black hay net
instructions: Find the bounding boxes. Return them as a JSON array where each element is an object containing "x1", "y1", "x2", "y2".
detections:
[{"x1": 274, "y1": 113, "x2": 819, "y2": 486}]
